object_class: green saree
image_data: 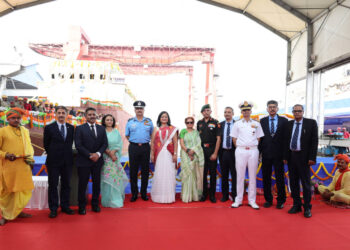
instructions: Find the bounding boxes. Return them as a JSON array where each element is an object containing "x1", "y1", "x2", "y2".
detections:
[{"x1": 179, "y1": 129, "x2": 204, "y2": 202}]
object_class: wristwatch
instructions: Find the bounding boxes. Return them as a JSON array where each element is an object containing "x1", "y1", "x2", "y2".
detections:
[{"x1": 186, "y1": 148, "x2": 190, "y2": 153}]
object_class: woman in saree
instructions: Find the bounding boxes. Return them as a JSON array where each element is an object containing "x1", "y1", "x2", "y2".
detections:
[
  {"x1": 101, "y1": 114, "x2": 128, "y2": 208},
  {"x1": 150, "y1": 111, "x2": 178, "y2": 203},
  {"x1": 179, "y1": 117, "x2": 204, "y2": 203}
]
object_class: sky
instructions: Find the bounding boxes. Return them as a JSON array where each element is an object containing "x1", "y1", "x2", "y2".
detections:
[{"x1": 0, "y1": 0, "x2": 287, "y2": 128}]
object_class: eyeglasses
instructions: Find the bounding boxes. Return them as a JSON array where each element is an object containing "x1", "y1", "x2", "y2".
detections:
[
  {"x1": 186, "y1": 121, "x2": 194, "y2": 124},
  {"x1": 292, "y1": 110, "x2": 303, "y2": 113}
]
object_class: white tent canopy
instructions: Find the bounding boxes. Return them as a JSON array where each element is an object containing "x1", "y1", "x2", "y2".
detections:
[
  {"x1": 1, "y1": 0, "x2": 350, "y2": 130},
  {"x1": 199, "y1": 0, "x2": 340, "y2": 40}
]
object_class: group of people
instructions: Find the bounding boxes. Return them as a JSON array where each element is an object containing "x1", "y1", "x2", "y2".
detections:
[
  {"x1": 327, "y1": 127, "x2": 350, "y2": 139},
  {"x1": 125, "y1": 100, "x2": 320, "y2": 218},
  {"x1": 0, "y1": 95, "x2": 104, "y2": 119},
  {"x1": 1, "y1": 99, "x2": 350, "y2": 226},
  {"x1": 0, "y1": 95, "x2": 56, "y2": 113}
]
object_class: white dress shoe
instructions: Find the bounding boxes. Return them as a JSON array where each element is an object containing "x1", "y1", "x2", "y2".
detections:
[
  {"x1": 248, "y1": 202, "x2": 260, "y2": 210},
  {"x1": 231, "y1": 202, "x2": 242, "y2": 208}
]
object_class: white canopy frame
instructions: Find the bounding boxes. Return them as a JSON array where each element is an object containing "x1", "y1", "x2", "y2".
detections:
[{"x1": 198, "y1": 0, "x2": 350, "y2": 135}]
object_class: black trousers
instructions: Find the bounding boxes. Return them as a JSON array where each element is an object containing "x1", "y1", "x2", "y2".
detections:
[
  {"x1": 47, "y1": 162, "x2": 72, "y2": 211},
  {"x1": 288, "y1": 151, "x2": 312, "y2": 209},
  {"x1": 128, "y1": 143, "x2": 150, "y2": 196},
  {"x1": 77, "y1": 164, "x2": 102, "y2": 208},
  {"x1": 219, "y1": 150, "x2": 236, "y2": 199},
  {"x1": 261, "y1": 157, "x2": 286, "y2": 204},
  {"x1": 202, "y1": 146, "x2": 217, "y2": 198}
]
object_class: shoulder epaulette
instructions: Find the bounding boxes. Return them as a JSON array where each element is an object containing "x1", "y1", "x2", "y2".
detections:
[{"x1": 128, "y1": 118, "x2": 134, "y2": 122}]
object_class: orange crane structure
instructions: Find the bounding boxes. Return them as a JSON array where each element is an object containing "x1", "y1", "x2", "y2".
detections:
[{"x1": 29, "y1": 26, "x2": 217, "y2": 117}]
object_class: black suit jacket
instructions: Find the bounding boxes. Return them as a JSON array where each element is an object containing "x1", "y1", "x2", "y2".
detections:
[
  {"x1": 219, "y1": 120, "x2": 235, "y2": 158},
  {"x1": 74, "y1": 123, "x2": 108, "y2": 168},
  {"x1": 283, "y1": 118, "x2": 318, "y2": 163},
  {"x1": 258, "y1": 115, "x2": 288, "y2": 159},
  {"x1": 44, "y1": 122, "x2": 74, "y2": 167}
]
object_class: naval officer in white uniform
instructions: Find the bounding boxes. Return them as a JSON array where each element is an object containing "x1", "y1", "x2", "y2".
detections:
[{"x1": 230, "y1": 101, "x2": 264, "y2": 209}]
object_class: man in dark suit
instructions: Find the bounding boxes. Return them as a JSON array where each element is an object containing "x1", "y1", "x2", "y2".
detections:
[
  {"x1": 283, "y1": 104, "x2": 318, "y2": 218},
  {"x1": 259, "y1": 100, "x2": 288, "y2": 209},
  {"x1": 218, "y1": 107, "x2": 236, "y2": 202},
  {"x1": 44, "y1": 106, "x2": 75, "y2": 218},
  {"x1": 75, "y1": 107, "x2": 108, "y2": 215}
]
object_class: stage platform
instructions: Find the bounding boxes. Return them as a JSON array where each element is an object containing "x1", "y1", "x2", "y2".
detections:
[{"x1": 1, "y1": 194, "x2": 350, "y2": 250}]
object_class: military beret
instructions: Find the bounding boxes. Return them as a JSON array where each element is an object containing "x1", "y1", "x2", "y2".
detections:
[
  {"x1": 201, "y1": 104, "x2": 211, "y2": 113},
  {"x1": 133, "y1": 100, "x2": 146, "y2": 108}
]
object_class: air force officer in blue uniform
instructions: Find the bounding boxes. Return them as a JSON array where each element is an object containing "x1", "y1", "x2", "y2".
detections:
[{"x1": 125, "y1": 101, "x2": 154, "y2": 202}]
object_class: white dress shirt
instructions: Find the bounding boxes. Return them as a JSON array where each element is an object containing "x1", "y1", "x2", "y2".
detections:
[
  {"x1": 87, "y1": 122, "x2": 101, "y2": 157},
  {"x1": 57, "y1": 121, "x2": 67, "y2": 140},
  {"x1": 290, "y1": 119, "x2": 303, "y2": 151},
  {"x1": 222, "y1": 119, "x2": 234, "y2": 149}
]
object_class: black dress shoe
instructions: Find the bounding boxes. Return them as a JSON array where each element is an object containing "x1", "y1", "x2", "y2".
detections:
[
  {"x1": 141, "y1": 195, "x2": 149, "y2": 201},
  {"x1": 263, "y1": 202, "x2": 272, "y2": 208},
  {"x1": 276, "y1": 203, "x2": 284, "y2": 209},
  {"x1": 220, "y1": 196, "x2": 229, "y2": 202},
  {"x1": 92, "y1": 206, "x2": 101, "y2": 213},
  {"x1": 209, "y1": 196, "x2": 217, "y2": 203},
  {"x1": 130, "y1": 195, "x2": 138, "y2": 202},
  {"x1": 61, "y1": 207, "x2": 75, "y2": 215},
  {"x1": 78, "y1": 208, "x2": 86, "y2": 215},
  {"x1": 200, "y1": 195, "x2": 207, "y2": 202},
  {"x1": 288, "y1": 206, "x2": 302, "y2": 214},
  {"x1": 304, "y1": 209, "x2": 312, "y2": 218},
  {"x1": 49, "y1": 210, "x2": 57, "y2": 218}
]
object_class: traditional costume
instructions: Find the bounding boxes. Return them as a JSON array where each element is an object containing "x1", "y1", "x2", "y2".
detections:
[
  {"x1": 1, "y1": 95, "x2": 10, "y2": 108},
  {"x1": 318, "y1": 154, "x2": 350, "y2": 204},
  {"x1": 179, "y1": 128, "x2": 204, "y2": 202},
  {"x1": 0, "y1": 108, "x2": 34, "y2": 221},
  {"x1": 151, "y1": 125, "x2": 178, "y2": 203}
]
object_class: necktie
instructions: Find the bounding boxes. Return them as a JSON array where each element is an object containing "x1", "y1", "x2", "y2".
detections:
[
  {"x1": 90, "y1": 124, "x2": 96, "y2": 138},
  {"x1": 291, "y1": 122, "x2": 300, "y2": 150},
  {"x1": 270, "y1": 118, "x2": 275, "y2": 135},
  {"x1": 60, "y1": 124, "x2": 65, "y2": 140},
  {"x1": 226, "y1": 123, "x2": 231, "y2": 148}
]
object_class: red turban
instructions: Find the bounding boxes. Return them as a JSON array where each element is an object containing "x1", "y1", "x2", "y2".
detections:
[
  {"x1": 334, "y1": 154, "x2": 350, "y2": 164},
  {"x1": 6, "y1": 108, "x2": 26, "y2": 120}
]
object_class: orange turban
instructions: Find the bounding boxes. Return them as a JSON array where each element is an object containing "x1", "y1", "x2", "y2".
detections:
[
  {"x1": 334, "y1": 154, "x2": 350, "y2": 164},
  {"x1": 6, "y1": 108, "x2": 26, "y2": 120}
]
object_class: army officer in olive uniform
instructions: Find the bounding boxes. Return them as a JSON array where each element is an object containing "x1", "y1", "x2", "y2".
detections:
[
  {"x1": 197, "y1": 104, "x2": 221, "y2": 203},
  {"x1": 126, "y1": 101, "x2": 154, "y2": 202}
]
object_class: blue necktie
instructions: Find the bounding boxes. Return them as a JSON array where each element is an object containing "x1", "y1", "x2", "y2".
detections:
[
  {"x1": 60, "y1": 124, "x2": 65, "y2": 140},
  {"x1": 270, "y1": 118, "x2": 275, "y2": 135},
  {"x1": 291, "y1": 122, "x2": 300, "y2": 150},
  {"x1": 226, "y1": 123, "x2": 231, "y2": 148}
]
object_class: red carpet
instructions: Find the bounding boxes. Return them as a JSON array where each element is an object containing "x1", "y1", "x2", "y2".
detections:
[{"x1": 1, "y1": 194, "x2": 350, "y2": 250}]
